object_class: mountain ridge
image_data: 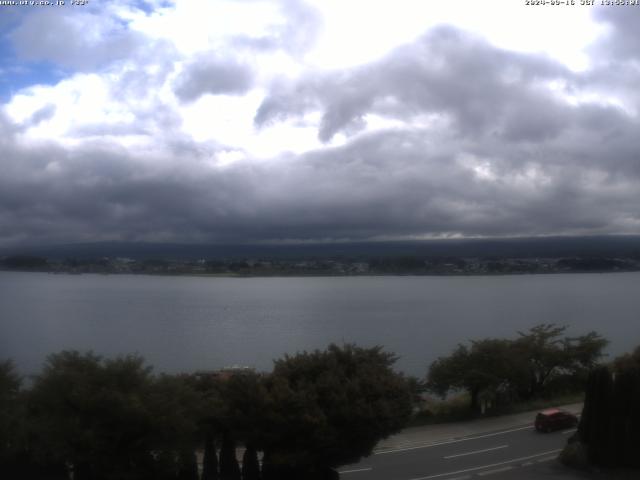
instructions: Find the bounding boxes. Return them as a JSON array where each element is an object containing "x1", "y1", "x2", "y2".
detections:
[{"x1": 2, "y1": 235, "x2": 640, "y2": 260}]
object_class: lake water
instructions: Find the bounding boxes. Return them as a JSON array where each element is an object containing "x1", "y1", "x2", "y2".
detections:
[{"x1": 1, "y1": 271, "x2": 638, "y2": 377}]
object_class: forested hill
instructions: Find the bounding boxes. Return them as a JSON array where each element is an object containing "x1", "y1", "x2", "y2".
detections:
[{"x1": 2, "y1": 235, "x2": 640, "y2": 261}]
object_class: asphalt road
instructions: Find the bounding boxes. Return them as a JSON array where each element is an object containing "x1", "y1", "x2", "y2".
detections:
[
  {"x1": 338, "y1": 413, "x2": 579, "y2": 480},
  {"x1": 340, "y1": 425, "x2": 575, "y2": 480}
]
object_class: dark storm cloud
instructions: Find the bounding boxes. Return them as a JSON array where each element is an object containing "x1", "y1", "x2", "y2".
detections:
[
  {"x1": 2, "y1": 121, "x2": 640, "y2": 247},
  {"x1": 3, "y1": 19, "x2": 640, "y2": 246},
  {"x1": 591, "y1": 7, "x2": 640, "y2": 62},
  {"x1": 174, "y1": 56, "x2": 255, "y2": 102}
]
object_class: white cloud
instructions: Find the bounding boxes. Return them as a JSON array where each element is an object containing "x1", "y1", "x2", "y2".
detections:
[
  {"x1": 130, "y1": 0, "x2": 282, "y2": 55},
  {"x1": 305, "y1": 0, "x2": 602, "y2": 71}
]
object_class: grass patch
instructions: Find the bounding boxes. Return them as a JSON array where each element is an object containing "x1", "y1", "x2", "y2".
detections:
[
  {"x1": 409, "y1": 393, "x2": 474, "y2": 426},
  {"x1": 493, "y1": 392, "x2": 584, "y2": 416}
]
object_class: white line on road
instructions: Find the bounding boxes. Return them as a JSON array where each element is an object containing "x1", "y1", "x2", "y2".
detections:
[
  {"x1": 338, "y1": 467, "x2": 373, "y2": 474},
  {"x1": 536, "y1": 456, "x2": 557, "y2": 463},
  {"x1": 444, "y1": 445, "x2": 509, "y2": 459},
  {"x1": 562, "y1": 428, "x2": 577, "y2": 435},
  {"x1": 477, "y1": 466, "x2": 514, "y2": 476},
  {"x1": 375, "y1": 425, "x2": 533, "y2": 455},
  {"x1": 408, "y1": 449, "x2": 561, "y2": 480}
]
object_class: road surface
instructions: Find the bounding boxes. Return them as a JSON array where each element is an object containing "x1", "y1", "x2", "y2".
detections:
[{"x1": 338, "y1": 405, "x2": 588, "y2": 480}]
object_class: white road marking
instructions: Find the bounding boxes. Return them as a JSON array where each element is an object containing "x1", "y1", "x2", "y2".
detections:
[
  {"x1": 562, "y1": 428, "x2": 577, "y2": 435},
  {"x1": 339, "y1": 467, "x2": 373, "y2": 474},
  {"x1": 444, "y1": 445, "x2": 509, "y2": 459},
  {"x1": 408, "y1": 449, "x2": 562, "y2": 480},
  {"x1": 536, "y1": 456, "x2": 557, "y2": 463},
  {"x1": 375, "y1": 425, "x2": 533, "y2": 455},
  {"x1": 477, "y1": 466, "x2": 514, "y2": 476}
]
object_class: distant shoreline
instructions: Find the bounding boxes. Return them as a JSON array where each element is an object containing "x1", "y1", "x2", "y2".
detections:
[
  {"x1": 3, "y1": 250, "x2": 640, "y2": 277},
  {"x1": 2, "y1": 267, "x2": 640, "y2": 278}
]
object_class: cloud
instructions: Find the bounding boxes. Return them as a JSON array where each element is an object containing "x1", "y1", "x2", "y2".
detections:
[
  {"x1": 25, "y1": 103, "x2": 56, "y2": 127},
  {"x1": 2, "y1": 118, "x2": 640, "y2": 247},
  {"x1": 9, "y1": 7, "x2": 147, "y2": 72},
  {"x1": 231, "y1": 0, "x2": 323, "y2": 55},
  {"x1": 2, "y1": 7, "x2": 640, "y2": 247},
  {"x1": 256, "y1": 26, "x2": 574, "y2": 142},
  {"x1": 591, "y1": 7, "x2": 640, "y2": 63},
  {"x1": 174, "y1": 56, "x2": 255, "y2": 102}
]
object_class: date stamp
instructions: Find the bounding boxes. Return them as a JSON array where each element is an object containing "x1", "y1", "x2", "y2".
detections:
[
  {"x1": 0, "y1": 0, "x2": 89, "y2": 6},
  {"x1": 525, "y1": 0, "x2": 640, "y2": 5}
]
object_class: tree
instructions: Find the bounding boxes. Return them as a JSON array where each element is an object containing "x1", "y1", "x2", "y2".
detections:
[
  {"x1": 575, "y1": 347, "x2": 640, "y2": 469},
  {"x1": 427, "y1": 325, "x2": 608, "y2": 412},
  {"x1": 259, "y1": 344, "x2": 412, "y2": 477},
  {"x1": 241, "y1": 444, "x2": 260, "y2": 480},
  {"x1": 611, "y1": 344, "x2": 640, "y2": 468},
  {"x1": 565, "y1": 331, "x2": 610, "y2": 371},
  {"x1": 0, "y1": 358, "x2": 67, "y2": 480},
  {"x1": 28, "y1": 351, "x2": 157, "y2": 480},
  {"x1": 0, "y1": 360, "x2": 29, "y2": 477},
  {"x1": 219, "y1": 430, "x2": 241, "y2": 480},
  {"x1": 514, "y1": 324, "x2": 571, "y2": 399},
  {"x1": 177, "y1": 450, "x2": 199, "y2": 480},
  {"x1": 578, "y1": 366, "x2": 614, "y2": 466},
  {"x1": 146, "y1": 373, "x2": 206, "y2": 478},
  {"x1": 0, "y1": 360, "x2": 21, "y2": 455},
  {"x1": 200, "y1": 371, "x2": 265, "y2": 480},
  {"x1": 515, "y1": 325, "x2": 607, "y2": 399},
  {"x1": 427, "y1": 339, "x2": 520, "y2": 413},
  {"x1": 202, "y1": 432, "x2": 219, "y2": 480},
  {"x1": 216, "y1": 372, "x2": 269, "y2": 450},
  {"x1": 405, "y1": 375, "x2": 426, "y2": 406},
  {"x1": 609, "y1": 366, "x2": 640, "y2": 467},
  {"x1": 613, "y1": 345, "x2": 640, "y2": 373}
]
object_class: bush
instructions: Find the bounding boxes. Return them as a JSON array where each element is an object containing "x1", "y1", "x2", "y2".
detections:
[{"x1": 560, "y1": 438, "x2": 589, "y2": 470}]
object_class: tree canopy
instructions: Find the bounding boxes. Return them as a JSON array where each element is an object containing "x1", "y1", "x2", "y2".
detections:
[
  {"x1": 258, "y1": 344, "x2": 412, "y2": 477},
  {"x1": 1, "y1": 344, "x2": 414, "y2": 479},
  {"x1": 427, "y1": 339, "x2": 518, "y2": 413},
  {"x1": 574, "y1": 346, "x2": 640, "y2": 468},
  {"x1": 613, "y1": 345, "x2": 640, "y2": 374},
  {"x1": 0, "y1": 360, "x2": 23, "y2": 465},
  {"x1": 427, "y1": 324, "x2": 608, "y2": 412},
  {"x1": 28, "y1": 351, "x2": 158, "y2": 480}
]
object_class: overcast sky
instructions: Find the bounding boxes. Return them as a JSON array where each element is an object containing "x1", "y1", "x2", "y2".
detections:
[{"x1": 1, "y1": 0, "x2": 639, "y2": 247}]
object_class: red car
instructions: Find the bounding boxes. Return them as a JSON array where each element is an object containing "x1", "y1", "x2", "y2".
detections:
[{"x1": 534, "y1": 408, "x2": 579, "y2": 432}]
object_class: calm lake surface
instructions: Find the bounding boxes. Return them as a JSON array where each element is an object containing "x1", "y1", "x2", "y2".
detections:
[{"x1": 1, "y1": 271, "x2": 638, "y2": 376}]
